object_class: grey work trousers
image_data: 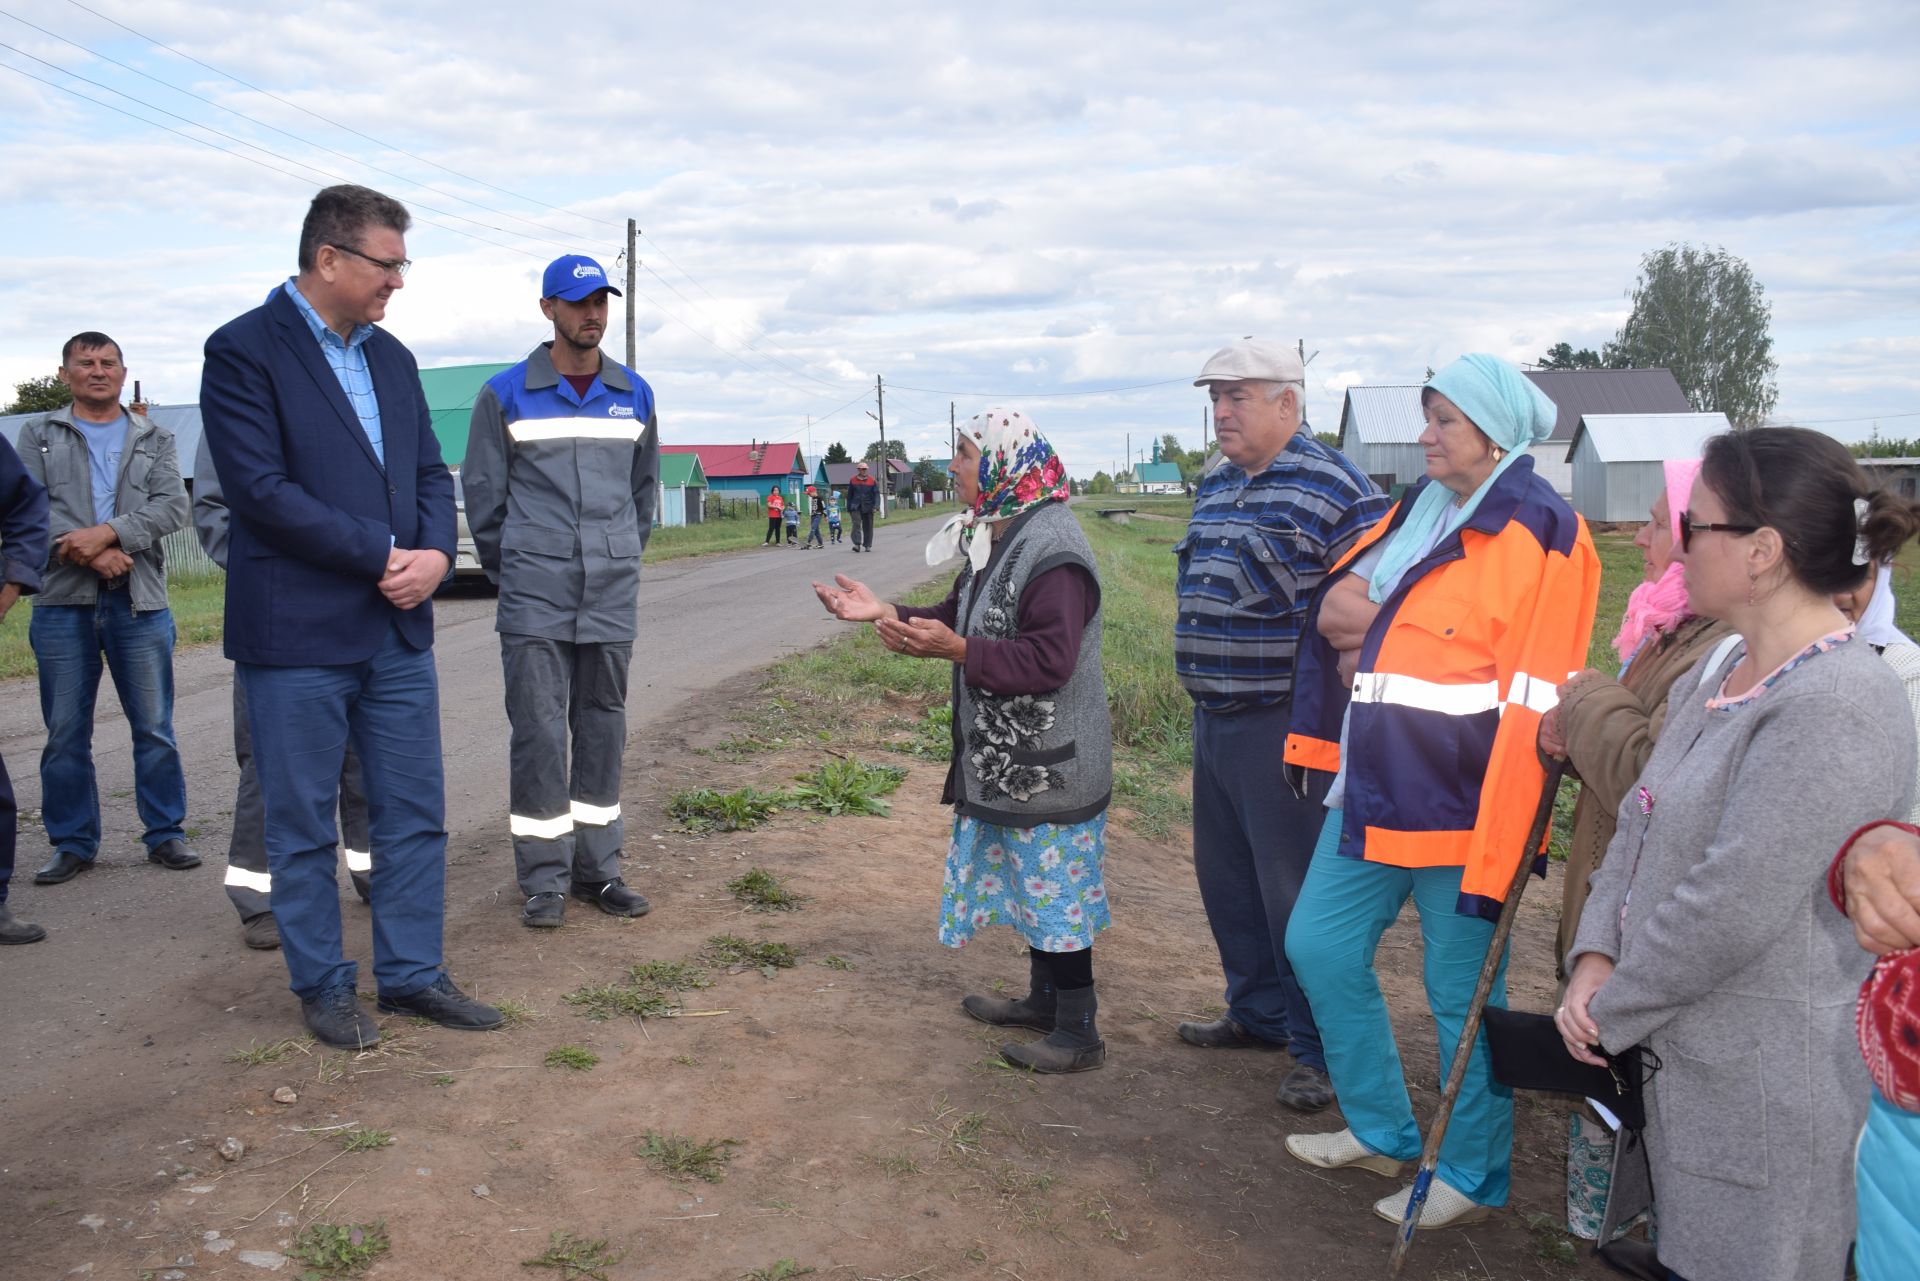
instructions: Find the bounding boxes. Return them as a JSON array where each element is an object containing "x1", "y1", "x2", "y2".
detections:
[
  {"x1": 501, "y1": 635, "x2": 631, "y2": 897},
  {"x1": 224, "y1": 676, "x2": 371, "y2": 921}
]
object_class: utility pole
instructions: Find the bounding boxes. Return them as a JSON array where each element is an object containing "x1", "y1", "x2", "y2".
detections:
[
  {"x1": 949, "y1": 402, "x2": 957, "y2": 501},
  {"x1": 625, "y1": 219, "x2": 637, "y2": 368},
  {"x1": 867, "y1": 376, "x2": 889, "y2": 518}
]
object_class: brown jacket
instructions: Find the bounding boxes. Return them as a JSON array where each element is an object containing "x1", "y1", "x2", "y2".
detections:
[{"x1": 1554, "y1": 615, "x2": 1734, "y2": 970}]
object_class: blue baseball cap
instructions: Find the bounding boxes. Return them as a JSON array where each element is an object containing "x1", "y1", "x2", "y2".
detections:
[{"x1": 542, "y1": 254, "x2": 623, "y2": 302}]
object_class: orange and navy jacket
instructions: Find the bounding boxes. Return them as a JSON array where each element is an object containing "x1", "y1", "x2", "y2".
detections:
[{"x1": 1284, "y1": 457, "x2": 1600, "y2": 919}]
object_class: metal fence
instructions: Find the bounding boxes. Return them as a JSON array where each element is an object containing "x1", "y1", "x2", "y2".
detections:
[{"x1": 162, "y1": 526, "x2": 222, "y2": 581}]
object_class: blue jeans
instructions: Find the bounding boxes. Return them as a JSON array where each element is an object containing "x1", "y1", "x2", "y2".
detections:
[
  {"x1": 1286, "y1": 808, "x2": 1513, "y2": 1205},
  {"x1": 1, "y1": 750, "x2": 16, "y2": 903},
  {"x1": 1191, "y1": 701, "x2": 1327, "y2": 1068},
  {"x1": 30, "y1": 594, "x2": 187, "y2": 858},
  {"x1": 240, "y1": 624, "x2": 447, "y2": 1001}
]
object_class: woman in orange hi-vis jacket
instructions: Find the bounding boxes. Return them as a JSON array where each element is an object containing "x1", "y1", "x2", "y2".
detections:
[{"x1": 1279, "y1": 353, "x2": 1601, "y2": 1229}]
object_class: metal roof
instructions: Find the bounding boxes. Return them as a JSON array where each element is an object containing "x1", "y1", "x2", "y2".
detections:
[
  {"x1": 1132, "y1": 462, "x2": 1183, "y2": 483},
  {"x1": 659, "y1": 452, "x2": 706, "y2": 488},
  {"x1": 1338, "y1": 385, "x2": 1425, "y2": 446},
  {"x1": 1524, "y1": 369, "x2": 1691, "y2": 442},
  {"x1": 1566, "y1": 412, "x2": 1731, "y2": 464}
]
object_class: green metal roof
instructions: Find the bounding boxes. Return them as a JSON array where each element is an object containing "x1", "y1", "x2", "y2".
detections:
[
  {"x1": 418, "y1": 362, "x2": 513, "y2": 465},
  {"x1": 1133, "y1": 462, "x2": 1184, "y2": 484},
  {"x1": 660, "y1": 452, "x2": 705, "y2": 488}
]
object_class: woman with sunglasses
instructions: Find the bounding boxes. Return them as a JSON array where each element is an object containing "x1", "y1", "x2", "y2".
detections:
[{"x1": 1558, "y1": 427, "x2": 1920, "y2": 1281}]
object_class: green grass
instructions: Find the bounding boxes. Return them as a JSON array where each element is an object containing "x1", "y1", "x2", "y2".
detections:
[
  {"x1": 636, "y1": 1130, "x2": 741, "y2": 1183},
  {"x1": 727, "y1": 866, "x2": 807, "y2": 912},
  {"x1": 544, "y1": 1045, "x2": 600, "y2": 1070},
  {"x1": 0, "y1": 569, "x2": 223, "y2": 681},
  {"x1": 289, "y1": 1221, "x2": 389, "y2": 1276},
  {"x1": 741, "y1": 1262, "x2": 815, "y2": 1281},
  {"x1": 225, "y1": 1036, "x2": 310, "y2": 1067},
  {"x1": 666, "y1": 785, "x2": 785, "y2": 832},
  {"x1": 705, "y1": 934, "x2": 799, "y2": 973},
  {"x1": 563, "y1": 958, "x2": 712, "y2": 1021},
  {"x1": 786, "y1": 758, "x2": 906, "y2": 816},
  {"x1": 644, "y1": 499, "x2": 960, "y2": 563},
  {"x1": 521, "y1": 1231, "x2": 625, "y2": 1281},
  {"x1": 337, "y1": 1126, "x2": 395, "y2": 1152}
]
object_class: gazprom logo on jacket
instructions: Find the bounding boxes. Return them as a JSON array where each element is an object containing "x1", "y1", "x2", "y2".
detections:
[
  {"x1": 573, "y1": 263, "x2": 604, "y2": 280},
  {"x1": 609, "y1": 404, "x2": 635, "y2": 417}
]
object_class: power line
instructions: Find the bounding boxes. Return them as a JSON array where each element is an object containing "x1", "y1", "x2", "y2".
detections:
[
  {"x1": 884, "y1": 375, "x2": 1195, "y2": 399},
  {"x1": 59, "y1": 0, "x2": 626, "y2": 233},
  {"x1": 1779, "y1": 408, "x2": 1920, "y2": 426}
]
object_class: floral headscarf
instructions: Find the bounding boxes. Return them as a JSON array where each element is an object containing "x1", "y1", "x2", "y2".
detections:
[{"x1": 924, "y1": 407, "x2": 1070, "y2": 571}]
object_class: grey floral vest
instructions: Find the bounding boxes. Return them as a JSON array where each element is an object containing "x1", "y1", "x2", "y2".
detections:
[{"x1": 948, "y1": 501, "x2": 1111, "y2": 827}]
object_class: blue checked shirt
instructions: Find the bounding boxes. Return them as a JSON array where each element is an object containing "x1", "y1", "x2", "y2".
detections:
[
  {"x1": 1174, "y1": 430, "x2": 1388, "y2": 712},
  {"x1": 285, "y1": 278, "x2": 384, "y2": 466}
]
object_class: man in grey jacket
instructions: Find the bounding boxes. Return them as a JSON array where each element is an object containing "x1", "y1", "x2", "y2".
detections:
[
  {"x1": 192, "y1": 433, "x2": 372, "y2": 949},
  {"x1": 463, "y1": 255, "x2": 660, "y2": 929},
  {"x1": 19, "y1": 332, "x2": 196, "y2": 885}
]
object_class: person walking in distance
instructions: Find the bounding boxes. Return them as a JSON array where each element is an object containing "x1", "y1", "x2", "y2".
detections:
[
  {"x1": 763, "y1": 484, "x2": 784, "y2": 546},
  {"x1": 463, "y1": 254, "x2": 659, "y2": 929},
  {"x1": 847, "y1": 459, "x2": 878, "y2": 552},
  {"x1": 804, "y1": 485, "x2": 826, "y2": 549},
  {"x1": 18, "y1": 332, "x2": 197, "y2": 887},
  {"x1": 200, "y1": 183, "x2": 502, "y2": 1048}
]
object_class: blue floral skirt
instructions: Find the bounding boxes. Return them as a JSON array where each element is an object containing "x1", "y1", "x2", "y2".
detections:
[{"x1": 938, "y1": 811, "x2": 1110, "y2": 952}]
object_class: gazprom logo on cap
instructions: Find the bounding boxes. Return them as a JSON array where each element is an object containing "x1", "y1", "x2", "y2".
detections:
[{"x1": 573, "y1": 263, "x2": 604, "y2": 280}]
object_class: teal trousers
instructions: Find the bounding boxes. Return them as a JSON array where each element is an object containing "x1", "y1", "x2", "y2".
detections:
[{"x1": 1285, "y1": 807, "x2": 1513, "y2": 1205}]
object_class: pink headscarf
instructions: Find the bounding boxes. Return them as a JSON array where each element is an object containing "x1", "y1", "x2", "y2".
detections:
[{"x1": 1611, "y1": 459, "x2": 1702, "y2": 663}]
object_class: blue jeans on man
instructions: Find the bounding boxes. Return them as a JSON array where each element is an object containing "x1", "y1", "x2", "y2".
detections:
[
  {"x1": 240, "y1": 623, "x2": 447, "y2": 1001},
  {"x1": 30, "y1": 591, "x2": 187, "y2": 860},
  {"x1": 1191, "y1": 699, "x2": 1327, "y2": 1071}
]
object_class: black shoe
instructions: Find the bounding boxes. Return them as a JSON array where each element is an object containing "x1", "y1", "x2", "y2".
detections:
[
  {"x1": 1001, "y1": 983, "x2": 1104, "y2": 1074},
  {"x1": 34, "y1": 851, "x2": 92, "y2": 885},
  {"x1": 1176, "y1": 1015, "x2": 1288, "y2": 1051},
  {"x1": 1276, "y1": 1061, "x2": 1335, "y2": 1113},
  {"x1": 0, "y1": 905, "x2": 47, "y2": 945},
  {"x1": 350, "y1": 874, "x2": 372, "y2": 904},
  {"x1": 571, "y1": 878, "x2": 651, "y2": 918},
  {"x1": 148, "y1": 839, "x2": 202, "y2": 871},
  {"x1": 961, "y1": 951, "x2": 1056, "y2": 1032},
  {"x1": 376, "y1": 974, "x2": 504, "y2": 1030},
  {"x1": 301, "y1": 983, "x2": 381, "y2": 1049},
  {"x1": 242, "y1": 912, "x2": 281, "y2": 950},
  {"x1": 522, "y1": 892, "x2": 565, "y2": 929}
]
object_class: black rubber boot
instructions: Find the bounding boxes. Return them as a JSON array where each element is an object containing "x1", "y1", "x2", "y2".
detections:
[
  {"x1": 960, "y1": 951, "x2": 1055, "y2": 1032},
  {"x1": 1001, "y1": 983, "x2": 1104, "y2": 1074}
]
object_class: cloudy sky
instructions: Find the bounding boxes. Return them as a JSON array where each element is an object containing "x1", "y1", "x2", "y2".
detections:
[{"x1": 2, "y1": 0, "x2": 1916, "y2": 473}]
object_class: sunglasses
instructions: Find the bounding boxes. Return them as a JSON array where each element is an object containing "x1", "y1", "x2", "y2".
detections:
[{"x1": 1678, "y1": 510, "x2": 1760, "y2": 553}]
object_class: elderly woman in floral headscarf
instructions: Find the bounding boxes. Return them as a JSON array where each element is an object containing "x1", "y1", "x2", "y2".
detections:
[{"x1": 812, "y1": 408, "x2": 1112, "y2": 1073}]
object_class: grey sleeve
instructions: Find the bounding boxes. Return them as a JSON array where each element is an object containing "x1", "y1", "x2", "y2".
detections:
[
  {"x1": 190, "y1": 432, "x2": 231, "y2": 568},
  {"x1": 107, "y1": 428, "x2": 189, "y2": 552},
  {"x1": 632, "y1": 408, "x2": 660, "y2": 549},
  {"x1": 461, "y1": 384, "x2": 510, "y2": 582},
  {"x1": 1586, "y1": 690, "x2": 1913, "y2": 1051}
]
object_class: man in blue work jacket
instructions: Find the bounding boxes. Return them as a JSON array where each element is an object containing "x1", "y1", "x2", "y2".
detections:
[{"x1": 463, "y1": 254, "x2": 660, "y2": 929}]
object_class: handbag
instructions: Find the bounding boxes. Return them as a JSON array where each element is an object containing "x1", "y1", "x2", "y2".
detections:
[{"x1": 1483, "y1": 1006, "x2": 1652, "y2": 1131}]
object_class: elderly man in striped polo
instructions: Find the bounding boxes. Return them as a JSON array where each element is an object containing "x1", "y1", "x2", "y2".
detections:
[
  {"x1": 463, "y1": 255, "x2": 661, "y2": 929},
  {"x1": 1174, "y1": 338, "x2": 1387, "y2": 1112}
]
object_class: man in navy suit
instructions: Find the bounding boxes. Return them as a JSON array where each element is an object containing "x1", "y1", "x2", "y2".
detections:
[{"x1": 200, "y1": 184, "x2": 501, "y2": 1049}]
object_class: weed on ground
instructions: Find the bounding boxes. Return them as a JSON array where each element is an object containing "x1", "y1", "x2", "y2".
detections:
[
  {"x1": 727, "y1": 866, "x2": 807, "y2": 912},
  {"x1": 786, "y1": 758, "x2": 906, "y2": 816},
  {"x1": 705, "y1": 934, "x2": 799, "y2": 974},
  {"x1": 636, "y1": 1130, "x2": 741, "y2": 1183},
  {"x1": 667, "y1": 785, "x2": 785, "y2": 832},
  {"x1": 564, "y1": 958, "x2": 713, "y2": 1021},
  {"x1": 521, "y1": 1230, "x2": 625, "y2": 1280},
  {"x1": 740, "y1": 1262, "x2": 815, "y2": 1281},
  {"x1": 544, "y1": 1045, "x2": 600, "y2": 1070},
  {"x1": 336, "y1": 1126, "x2": 394, "y2": 1152},
  {"x1": 288, "y1": 1220, "x2": 389, "y2": 1276},
  {"x1": 225, "y1": 1036, "x2": 310, "y2": 1067}
]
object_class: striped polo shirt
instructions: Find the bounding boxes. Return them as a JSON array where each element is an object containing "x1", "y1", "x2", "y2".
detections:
[
  {"x1": 284, "y1": 278, "x2": 384, "y2": 466},
  {"x1": 1175, "y1": 430, "x2": 1387, "y2": 712}
]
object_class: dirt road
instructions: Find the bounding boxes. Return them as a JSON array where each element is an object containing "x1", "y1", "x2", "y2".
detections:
[{"x1": 0, "y1": 531, "x2": 940, "y2": 1113}]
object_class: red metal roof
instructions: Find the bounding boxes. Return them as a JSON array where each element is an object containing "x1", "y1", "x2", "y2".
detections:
[{"x1": 660, "y1": 442, "x2": 806, "y2": 478}]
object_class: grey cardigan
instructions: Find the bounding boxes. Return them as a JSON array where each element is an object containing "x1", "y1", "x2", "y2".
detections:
[
  {"x1": 1571, "y1": 636, "x2": 1916, "y2": 1281},
  {"x1": 17, "y1": 406, "x2": 188, "y2": 612}
]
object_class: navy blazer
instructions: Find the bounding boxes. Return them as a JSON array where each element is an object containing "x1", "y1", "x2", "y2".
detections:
[{"x1": 200, "y1": 287, "x2": 455, "y2": 666}]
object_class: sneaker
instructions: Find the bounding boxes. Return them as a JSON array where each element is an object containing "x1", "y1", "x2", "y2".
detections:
[
  {"x1": 0, "y1": 905, "x2": 47, "y2": 945},
  {"x1": 1275, "y1": 1062, "x2": 1335, "y2": 1113},
  {"x1": 242, "y1": 912, "x2": 282, "y2": 950},
  {"x1": 301, "y1": 983, "x2": 380, "y2": 1050},
  {"x1": 570, "y1": 878, "x2": 651, "y2": 918},
  {"x1": 375, "y1": 974, "x2": 505, "y2": 1031},
  {"x1": 148, "y1": 839, "x2": 202, "y2": 871},
  {"x1": 522, "y1": 892, "x2": 565, "y2": 929},
  {"x1": 1285, "y1": 1128, "x2": 1406, "y2": 1178},
  {"x1": 1373, "y1": 1177, "x2": 1493, "y2": 1228}
]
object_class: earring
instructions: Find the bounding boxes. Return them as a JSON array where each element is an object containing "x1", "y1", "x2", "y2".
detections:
[
  {"x1": 1492, "y1": 446, "x2": 1506, "y2": 463},
  {"x1": 1747, "y1": 571, "x2": 1759, "y2": 607}
]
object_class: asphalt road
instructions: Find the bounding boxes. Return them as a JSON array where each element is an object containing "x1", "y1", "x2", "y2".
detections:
[{"x1": 0, "y1": 529, "x2": 949, "y2": 1111}]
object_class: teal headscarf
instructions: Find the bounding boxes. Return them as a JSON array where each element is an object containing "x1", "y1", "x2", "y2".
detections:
[{"x1": 1366, "y1": 353, "x2": 1558, "y2": 603}]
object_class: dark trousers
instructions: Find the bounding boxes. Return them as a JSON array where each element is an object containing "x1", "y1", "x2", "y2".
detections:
[
  {"x1": 501, "y1": 636, "x2": 630, "y2": 897},
  {"x1": 851, "y1": 510, "x2": 874, "y2": 549},
  {"x1": 225, "y1": 677, "x2": 370, "y2": 921},
  {"x1": 0, "y1": 750, "x2": 15, "y2": 905},
  {"x1": 1191, "y1": 700, "x2": 1328, "y2": 1069},
  {"x1": 764, "y1": 516, "x2": 781, "y2": 544},
  {"x1": 239, "y1": 623, "x2": 446, "y2": 1001},
  {"x1": 806, "y1": 514, "x2": 824, "y2": 547}
]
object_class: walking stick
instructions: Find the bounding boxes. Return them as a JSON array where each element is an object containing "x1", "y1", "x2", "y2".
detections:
[{"x1": 1386, "y1": 758, "x2": 1567, "y2": 1277}]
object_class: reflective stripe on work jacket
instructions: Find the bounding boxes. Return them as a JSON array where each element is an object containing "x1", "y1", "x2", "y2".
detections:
[
  {"x1": 1284, "y1": 457, "x2": 1601, "y2": 918},
  {"x1": 223, "y1": 847, "x2": 370, "y2": 893}
]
